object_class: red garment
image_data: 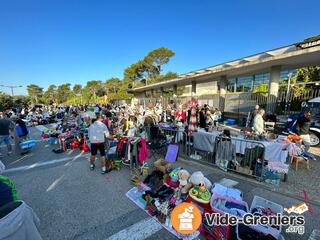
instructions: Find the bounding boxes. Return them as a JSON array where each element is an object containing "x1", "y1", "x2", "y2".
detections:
[
  {"x1": 175, "y1": 111, "x2": 186, "y2": 121},
  {"x1": 138, "y1": 138, "x2": 149, "y2": 164},
  {"x1": 117, "y1": 137, "x2": 128, "y2": 153},
  {"x1": 104, "y1": 118, "x2": 109, "y2": 128}
]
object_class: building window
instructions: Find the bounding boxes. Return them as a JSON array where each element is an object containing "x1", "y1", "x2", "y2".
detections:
[
  {"x1": 280, "y1": 69, "x2": 296, "y2": 81},
  {"x1": 253, "y1": 73, "x2": 270, "y2": 90},
  {"x1": 237, "y1": 76, "x2": 253, "y2": 92},
  {"x1": 227, "y1": 78, "x2": 236, "y2": 92}
]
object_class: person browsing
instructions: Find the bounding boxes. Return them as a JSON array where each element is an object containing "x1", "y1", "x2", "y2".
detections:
[
  {"x1": 296, "y1": 110, "x2": 312, "y2": 151},
  {"x1": 253, "y1": 109, "x2": 265, "y2": 135},
  {"x1": 88, "y1": 114, "x2": 110, "y2": 174}
]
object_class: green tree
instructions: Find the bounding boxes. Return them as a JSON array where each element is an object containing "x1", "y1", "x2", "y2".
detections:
[
  {"x1": 143, "y1": 47, "x2": 175, "y2": 78},
  {"x1": 0, "y1": 92, "x2": 13, "y2": 111},
  {"x1": 13, "y1": 95, "x2": 30, "y2": 108},
  {"x1": 281, "y1": 66, "x2": 320, "y2": 97},
  {"x1": 124, "y1": 47, "x2": 175, "y2": 86},
  {"x1": 42, "y1": 85, "x2": 57, "y2": 105},
  {"x1": 84, "y1": 80, "x2": 104, "y2": 103},
  {"x1": 252, "y1": 84, "x2": 269, "y2": 94},
  {"x1": 27, "y1": 84, "x2": 43, "y2": 104},
  {"x1": 105, "y1": 78, "x2": 121, "y2": 93},
  {"x1": 73, "y1": 84, "x2": 82, "y2": 95},
  {"x1": 57, "y1": 83, "x2": 71, "y2": 104}
]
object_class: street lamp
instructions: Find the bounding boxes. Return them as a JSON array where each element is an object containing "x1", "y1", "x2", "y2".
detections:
[
  {"x1": 0, "y1": 85, "x2": 23, "y2": 96},
  {"x1": 285, "y1": 73, "x2": 293, "y2": 113}
]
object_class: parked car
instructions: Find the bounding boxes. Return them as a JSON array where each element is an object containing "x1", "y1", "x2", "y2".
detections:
[{"x1": 285, "y1": 97, "x2": 320, "y2": 146}]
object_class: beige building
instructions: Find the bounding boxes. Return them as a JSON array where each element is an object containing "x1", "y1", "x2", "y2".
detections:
[{"x1": 130, "y1": 35, "x2": 320, "y2": 112}]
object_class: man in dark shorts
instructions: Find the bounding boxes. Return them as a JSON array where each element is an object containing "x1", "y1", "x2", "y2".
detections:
[{"x1": 88, "y1": 114, "x2": 110, "y2": 174}]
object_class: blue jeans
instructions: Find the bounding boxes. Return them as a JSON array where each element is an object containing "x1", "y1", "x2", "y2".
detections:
[{"x1": 0, "y1": 135, "x2": 11, "y2": 145}]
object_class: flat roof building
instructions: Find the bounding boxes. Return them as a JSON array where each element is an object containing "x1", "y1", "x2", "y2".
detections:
[{"x1": 129, "y1": 35, "x2": 320, "y2": 114}]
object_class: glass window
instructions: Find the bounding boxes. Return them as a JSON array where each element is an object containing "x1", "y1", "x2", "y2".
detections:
[
  {"x1": 237, "y1": 76, "x2": 253, "y2": 92},
  {"x1": 280, "y1": 69, "x2": 296, "y2": 81},
  {"x1": 227, "y1": 78, "x2": 236, "y2": 92},
  {"x1": 253, "y1": 73, "x2": 270, "y2": 90}
]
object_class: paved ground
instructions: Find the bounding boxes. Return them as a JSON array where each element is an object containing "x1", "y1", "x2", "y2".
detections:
[
  {"x1": 1, "y1": 126, "x2": 320, "y2": 240},
  {"x1": 224, "y1": 124, "x2": 320, "y2": 204},
  {"x1": 280, "y1": 147, "x2": 320, "y2": 204}
]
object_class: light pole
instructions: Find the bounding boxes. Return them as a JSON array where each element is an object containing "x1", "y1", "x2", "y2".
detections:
[
  {"x1": 285, "y1": 72, "x2": 293, "y2": 113},
  {"x1": 0, "y1": 85, "x2": 23, "y2": 96}
]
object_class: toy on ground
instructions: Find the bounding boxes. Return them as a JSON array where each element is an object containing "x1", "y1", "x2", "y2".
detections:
[
  {"x1": 177, "y1": 169, "x2": 190, "y2": 194},
  {"x1": 165, "y1": 168, "x2": 180, "y2": 189},
  {"x1": 186, "y1": 171, "x2": 212, "y2": 204},
  {"x1": 153, "y1": 159, "x2": 172, "y2": 174},
  {"x1": 189, "y1": 186, "x2": 211, "y2": 204}
]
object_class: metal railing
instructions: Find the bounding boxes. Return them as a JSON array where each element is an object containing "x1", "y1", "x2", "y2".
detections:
[
  {"x1": 185, "y1": 134, "x2": 267, "y2": 180},
  {"x1": 142, "y1": 124, "x2": 190, "y2": 159}
]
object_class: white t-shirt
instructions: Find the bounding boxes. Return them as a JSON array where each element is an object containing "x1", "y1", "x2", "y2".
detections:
[
  {"x1": 88, "y1": 121, "x2": 109, "y2": 143},
  {"x1": 253, "y1": 114, "x2": 265, "y2": 134}
]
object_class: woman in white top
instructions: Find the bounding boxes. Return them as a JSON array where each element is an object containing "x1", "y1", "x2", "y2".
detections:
[{"x1": 253, "y1": 109, "x2": 265, "y2": 135}]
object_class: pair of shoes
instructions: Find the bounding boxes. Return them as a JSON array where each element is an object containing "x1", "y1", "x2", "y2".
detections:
[{"x1": 90, "y1": 164, "x2": 95, "y2": 170}]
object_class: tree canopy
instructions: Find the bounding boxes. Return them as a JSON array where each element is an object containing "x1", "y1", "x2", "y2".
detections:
[
  {"x1": 23, "y1": 47, "x2": 177, "y2": 104},
  {"x1": 27, "y1": 84, "x2": 43, "y2": 104},
  {"x1": 0, "y1": 92, "x2": 30, "y2": 111},
  {"x1": 124, "y1": 47, "x2": 175, "y2": 86},
  {"x1": 281, "y1": 66, "x2": 320, "y2": 97}
]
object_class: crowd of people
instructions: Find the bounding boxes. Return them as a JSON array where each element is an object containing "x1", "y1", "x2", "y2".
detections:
[
  {"x1": 0, "y1": 99, "x2": 316, "y2": 240},
  {"x1": 0, "y1": 101, "x2": 224, "y2": 173},
  {"x1": 1, "y1": 99, "x2": 314, "y2": 160}
]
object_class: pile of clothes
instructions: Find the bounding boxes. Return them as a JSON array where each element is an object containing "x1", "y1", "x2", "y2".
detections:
[{"x1": 127, "y1": 161, "x2": 284, "y2": 240}]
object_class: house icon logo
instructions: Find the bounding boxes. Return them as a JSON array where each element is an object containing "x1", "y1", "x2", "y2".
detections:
[{"x1": 170, "y1": 202, "x2": 202, "y2": 234}]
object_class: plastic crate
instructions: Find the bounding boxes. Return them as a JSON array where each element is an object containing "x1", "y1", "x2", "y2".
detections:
[
  {"x1": 210, "y1": 192, "x2": 249, "y2": 217},
  {"x1": 249, "y1": 195, "x2": 283, "y2": 239},
  {"x1": 236, "y1": 223, "x2": 277, "y2": 240},
  {"x1": 20, "y1": 140, "x2": 36, "y2": 150},
  {"x1": 226, "y1": 119, "x2": 236, "y2": 125}
]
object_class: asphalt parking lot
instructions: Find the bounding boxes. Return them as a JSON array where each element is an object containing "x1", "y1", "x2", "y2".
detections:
[{"x1": 2, "y1": 126, "x2": 320, "y2": 240}]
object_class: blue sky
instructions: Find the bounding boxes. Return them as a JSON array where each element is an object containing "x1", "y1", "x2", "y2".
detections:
[{"x1": 0, "y1": 0, "x2": 319, "y2": 95}]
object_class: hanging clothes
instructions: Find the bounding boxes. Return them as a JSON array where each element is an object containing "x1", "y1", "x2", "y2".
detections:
[
  {"x1": 242, "y1": 146, "x2": 264, "y2": 169},
  {"x1": 138, "y1": 138, "x2": 149, "y2": 164},
  {"x1": 175, "y1": 111, "x2": 186, "y2": 122},
  {"x1": 215, "y1": 138, "x2": 236, "y2": 171},
  {"x1": 188, "y1": 107, "x2": 197, "y2": 132}
]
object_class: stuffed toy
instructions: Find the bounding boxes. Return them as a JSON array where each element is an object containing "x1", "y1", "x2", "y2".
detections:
[
  {"x1": 165, "y1": 168, "x2": 181, "y2": 189},
  {"x1": 186, "y1": 171, "x2": 212, "y2": 191},
  {"x1": 177, "y1": 169, "x2": 191, "y2": 194},
  {"x1": 187, "y1": 171, "x2": 212, "y2": 204},
  {"x1": 154, "y1": 159, "x2": 172, "y2": 174}
]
